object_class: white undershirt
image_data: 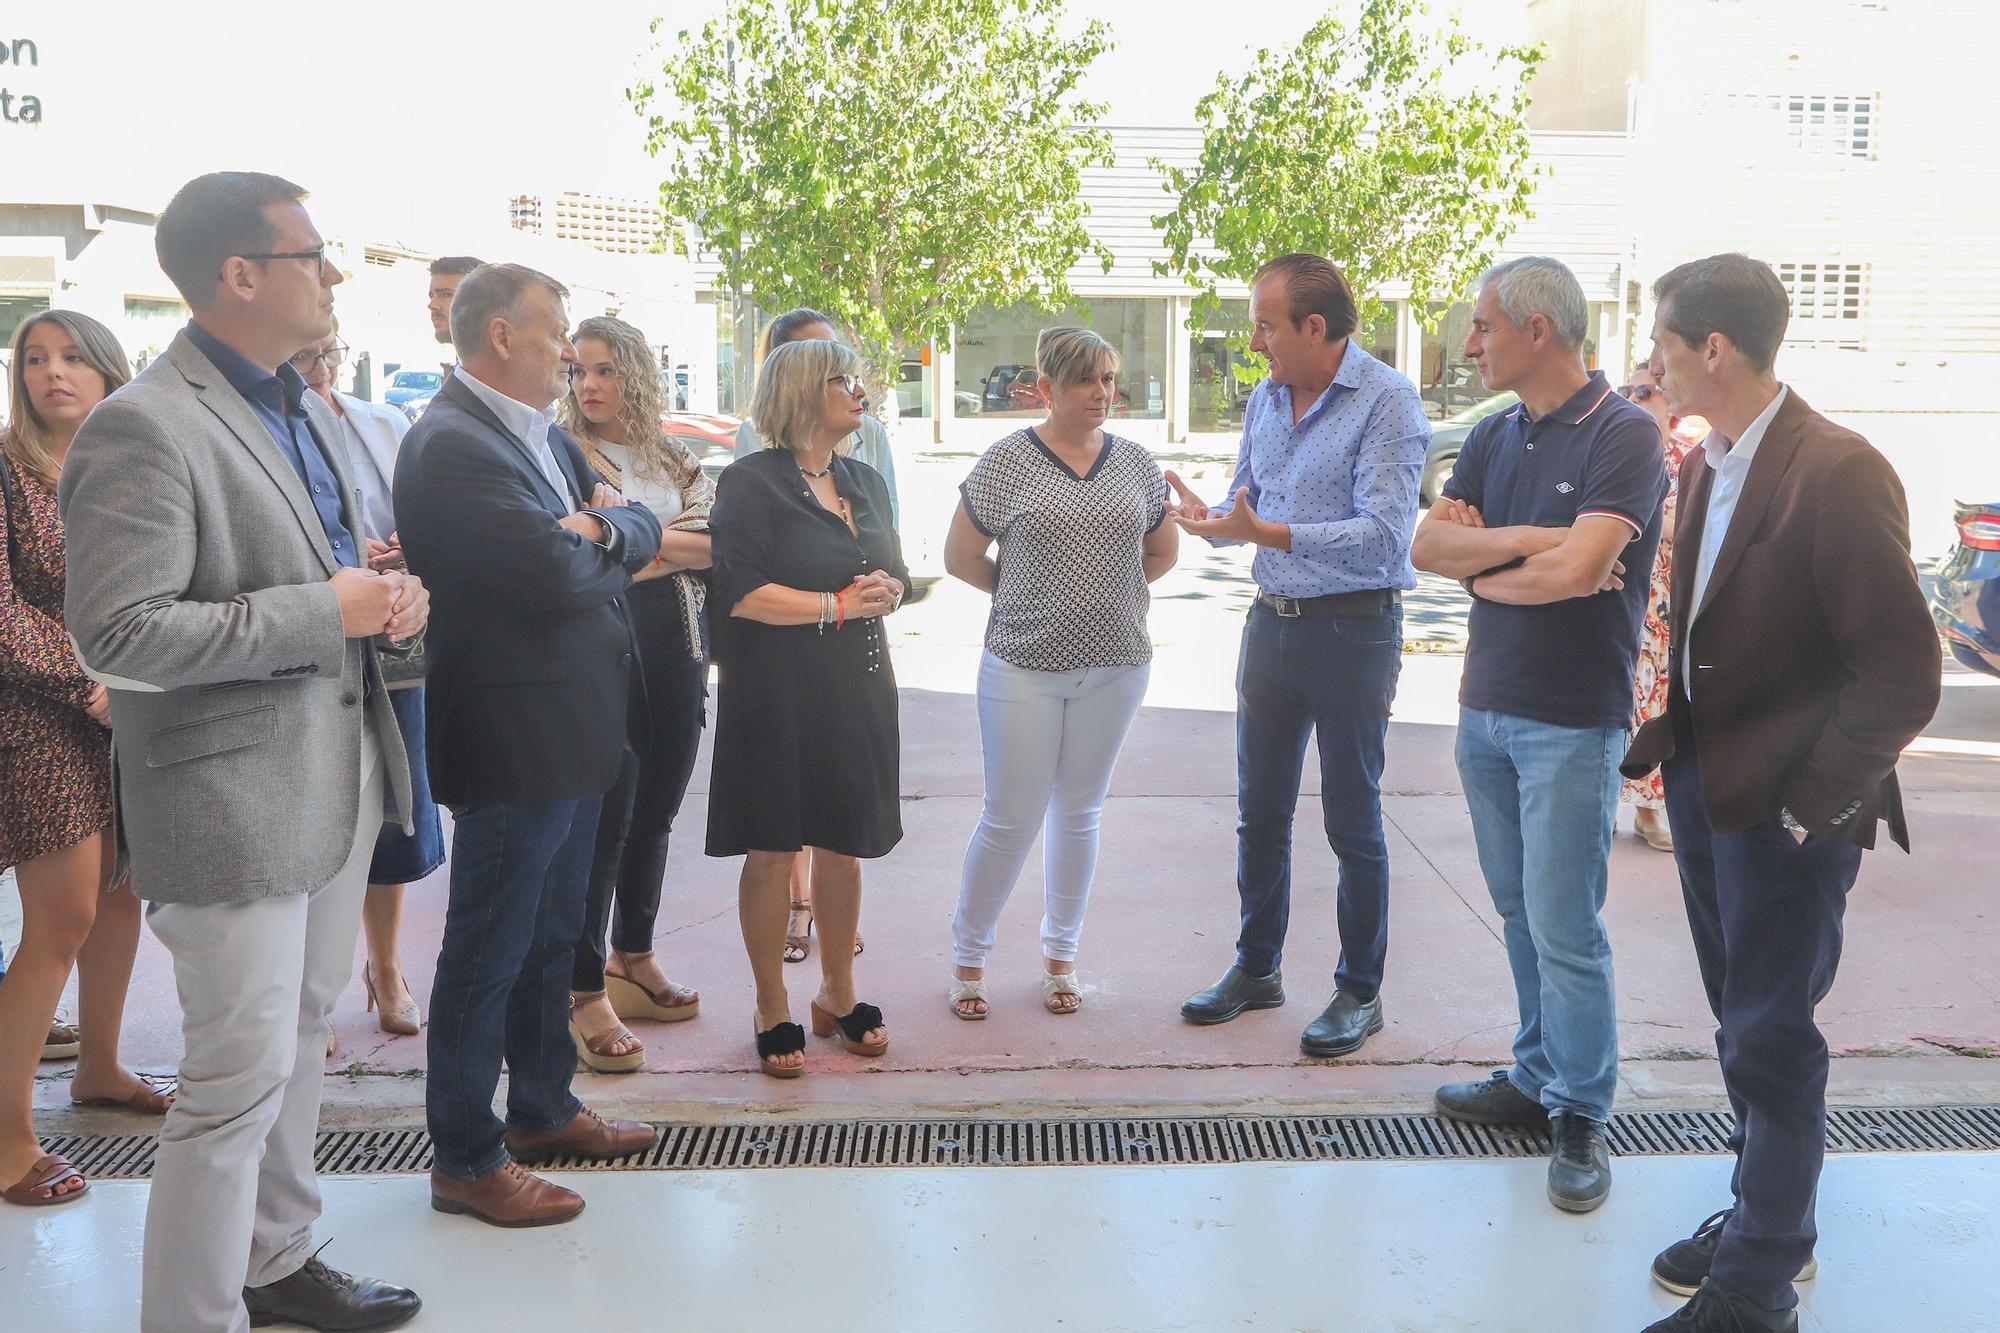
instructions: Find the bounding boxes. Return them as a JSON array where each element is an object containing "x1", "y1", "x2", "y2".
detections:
[{"x1": 595, "y1": 440, "x2": 684, "y2": 522}]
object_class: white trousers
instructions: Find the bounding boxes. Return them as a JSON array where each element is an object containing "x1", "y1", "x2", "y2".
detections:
[
  {"x1": 951, "y1": 651, "x2": 1149, "y2": 968},
  {"x1": 141, "y1": 725, "x2": 383, "y2": 1333}
]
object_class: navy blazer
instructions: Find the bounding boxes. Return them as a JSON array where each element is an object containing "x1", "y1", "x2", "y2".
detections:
[{"x1": 393, "y1": 374, "x2": 663, "y2": 806}]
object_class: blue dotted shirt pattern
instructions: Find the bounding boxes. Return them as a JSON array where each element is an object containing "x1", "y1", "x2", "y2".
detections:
[{"x1": 1209, "y1": 340, "x2": 1431, "y2": 597}]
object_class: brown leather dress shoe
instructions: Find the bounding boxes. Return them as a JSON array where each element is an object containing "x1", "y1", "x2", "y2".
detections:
[
  {"x1": 430, "y1": 1161, "x2": 583, "y2": 1228},
  {"x1": 504, "y1": 1107, "x2": 656, "y2": 1163}
]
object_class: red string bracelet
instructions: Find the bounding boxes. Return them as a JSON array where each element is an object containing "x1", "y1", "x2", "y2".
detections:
[{"x1": 836, "y1": 589, "x2": 847, "y2": 631}]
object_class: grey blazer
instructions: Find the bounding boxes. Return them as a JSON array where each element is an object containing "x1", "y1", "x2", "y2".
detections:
[{"x1": 59, "y1": 332, "x2": 413, "y2": 906}]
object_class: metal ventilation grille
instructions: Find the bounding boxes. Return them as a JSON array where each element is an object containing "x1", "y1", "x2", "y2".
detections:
[{"x1": 45, "y1": 1106, "x2": 2000, "y2": 1182}]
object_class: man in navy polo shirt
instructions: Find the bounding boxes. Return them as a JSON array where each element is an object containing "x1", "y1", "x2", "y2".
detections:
[{"x1": 1412, "y1": 256, "x2": 1667, "y2": 1213}]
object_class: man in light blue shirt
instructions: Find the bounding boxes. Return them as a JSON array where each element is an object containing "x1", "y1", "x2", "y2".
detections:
[{"x1": 1169, "y1": 253, "x2": 1430, "y2": 1057}]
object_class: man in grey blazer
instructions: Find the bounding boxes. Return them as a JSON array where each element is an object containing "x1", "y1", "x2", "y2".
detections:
[{"x1": 61, "y1": 173, "x2": 427, "y2": 1333}]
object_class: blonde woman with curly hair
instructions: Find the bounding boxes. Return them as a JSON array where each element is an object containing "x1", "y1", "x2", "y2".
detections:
[{"x1": 555, "y1": 315, "x2": 714, "y2": 1071}]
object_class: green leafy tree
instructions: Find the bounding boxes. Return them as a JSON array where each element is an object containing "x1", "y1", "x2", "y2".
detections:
[
  {"x1": 631, "y1": 0, "x2": 1115, "y2": 411},
  {"x1": 1153, "y1": 0, "x2": 1543, "y2": 352}
]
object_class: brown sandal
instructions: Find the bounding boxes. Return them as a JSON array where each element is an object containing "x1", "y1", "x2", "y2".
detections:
[
  {"x1": 71, "y1": 1076, "x2": 177, "y2": 1115},
  {"x1": 4, "y1": 1153, "x2": 89, "y2": 1207},
  {"x1": 605, "y1": 953, "x2": 701, "y2": 1024},
  {"x1": 784, "y1": 902, "x2": 814, "y2": 963},
  {"x1": 568, "y1": 1000, "x2": 645, "y2": 1074}
]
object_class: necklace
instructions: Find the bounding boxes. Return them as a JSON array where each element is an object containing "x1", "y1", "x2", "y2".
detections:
[{"x1": 798, "y1": 462, "x2": 833, "y2": 478}]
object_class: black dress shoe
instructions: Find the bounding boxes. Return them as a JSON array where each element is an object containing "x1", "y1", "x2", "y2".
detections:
[
  {"x1": 1180, "y1": 964, "x2": 1284, "y2": 1025},
  {"x1": 244, "y1": 1253, "x2": 422, "y2": 1331},
  {"x1": 1299, "y1": 991, "x2": 1383, "y2": 1057},
  {"x1": 1546, "y1": 1111, "x2": 1611, "y2": 1213},
  {"x1": 1640, "y1": 1280, "x2": 1799, "y2": 1332},
  {"x1": 1652, "y1": 1207, "x2": 1818, "y2": 1298},
  {"x1": 1433, "y1": 1068, "x2": 1546, "y2": 1126}
]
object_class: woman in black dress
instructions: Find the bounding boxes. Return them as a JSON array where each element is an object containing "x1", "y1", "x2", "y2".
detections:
[{"x1": 707, "y1": 339, "x2": 907, "y2": 1076}]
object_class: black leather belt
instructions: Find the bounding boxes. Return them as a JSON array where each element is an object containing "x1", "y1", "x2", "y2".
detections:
[{"x1": 1255, "y1": 589, "x2": 1400, "y2": 618}]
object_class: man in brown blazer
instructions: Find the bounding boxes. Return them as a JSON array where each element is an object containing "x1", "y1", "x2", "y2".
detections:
[{"x1": 1623, "y1": 254, "x2": 1940, "y2": 1333}]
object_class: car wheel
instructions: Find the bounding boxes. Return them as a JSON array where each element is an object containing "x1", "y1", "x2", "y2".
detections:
[{"x1": 1421, "y1": 451, "x2": 1457, "y2": 506}]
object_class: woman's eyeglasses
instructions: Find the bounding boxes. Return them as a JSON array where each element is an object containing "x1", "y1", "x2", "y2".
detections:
[
  {"x1": 828, "y1": 373, "x2": 863, "y2": 397},
  {"x1": 287, "y1": 342, "x2": 348, "y2": 372}
]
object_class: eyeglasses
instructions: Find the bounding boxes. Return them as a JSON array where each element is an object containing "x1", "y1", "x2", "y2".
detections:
[
  {"x1": 828, "y1": 373, "x2": 863, "y2": 397},
  {"x1": 231, "y1": 244, "x2": 336, "y2": 280},
  {"x1": 288, "y1": 342, "x2": 349, "y2": 372}
]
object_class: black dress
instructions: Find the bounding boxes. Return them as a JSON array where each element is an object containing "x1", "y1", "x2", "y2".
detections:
[{"x1": 705, "y1": 447, "x2": 908, "y2": 858}]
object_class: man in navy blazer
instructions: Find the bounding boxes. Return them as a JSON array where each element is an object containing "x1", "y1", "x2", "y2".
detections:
[{"x1": 394, "y1": 263, "x2": 664, "y2": 1227}]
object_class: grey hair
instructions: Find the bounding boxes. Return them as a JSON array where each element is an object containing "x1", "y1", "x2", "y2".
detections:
[
  {"x1": 1479, "y1": 256, "x2": 1588, "y2": 348},
  {"x1": 749, "y1": 338, "x2": 865, "y2": 453},
  {"x1": 448, "y1": 262, "x2": 570, "y2": 356}
]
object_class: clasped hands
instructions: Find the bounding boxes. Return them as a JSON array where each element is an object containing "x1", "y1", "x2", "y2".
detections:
[
  {"x1": 841, "y1": 569, "x2": 904, "y2": 620},
  {"x1": 1440, "y1": 498, "x2": 1625, "y2": 594},
  {"x1": 331, "y1": 563, "x2": 430, "y2": 643},
  {"x1": 1163, "y1": 470, "x2": 1288, "y2": 548}
]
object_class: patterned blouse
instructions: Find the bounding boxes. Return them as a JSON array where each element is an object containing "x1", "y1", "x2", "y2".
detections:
[{"x1": 959, "y1": 428, "x2": 1167, "y2": 673}]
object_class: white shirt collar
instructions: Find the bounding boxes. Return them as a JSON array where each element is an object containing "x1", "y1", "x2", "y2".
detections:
[
  {"x1": 451, "y1": 366, "x2": 560, "y2": 456},
  {"x1": 1701, "y1": 384, "x2": 1788, "y2": 470}
]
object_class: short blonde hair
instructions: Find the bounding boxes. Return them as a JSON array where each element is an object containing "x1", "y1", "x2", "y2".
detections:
[
  {"x1": 749, "y1": 338, "x2": 864, "y2": 453},
  {"x1": 1036, "y1": 326, "x2": 1119, "y2": 386}
]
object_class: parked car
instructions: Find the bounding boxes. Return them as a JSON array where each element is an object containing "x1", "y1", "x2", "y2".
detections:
[
  {"x1": 980, "y1": 363, "x2": 1034, "y2": 411},
  {"x1": 384, "y1": 369, "x2": 443, "y2": 422},
  {"x1": 1420, "y1": 391, "x2": 1519, "y2": 504},
  {"x1": 663, "y1": 410, "x2": 746, "y2": 477},
  {"x1": 1930, "y1": 497, "x2": 2000, "y2": 677}
]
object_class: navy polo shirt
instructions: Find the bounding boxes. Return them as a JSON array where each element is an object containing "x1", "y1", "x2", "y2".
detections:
[
  {"x1": 185, "y1": 323, "x2": 360, "y2": 570},
  {"x1": 1442, "y1": 371, "x2": 1668, "y2": 729}
]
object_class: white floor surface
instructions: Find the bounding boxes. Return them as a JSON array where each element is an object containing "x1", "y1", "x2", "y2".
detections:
[{"x1": 3, "y1": 1152, "x2": 1996, "y2": 1332}]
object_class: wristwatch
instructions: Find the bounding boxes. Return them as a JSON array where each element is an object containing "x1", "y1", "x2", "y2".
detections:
[{"x1": 1778, "y1": 808, "x2": 1809, "y2": 844}]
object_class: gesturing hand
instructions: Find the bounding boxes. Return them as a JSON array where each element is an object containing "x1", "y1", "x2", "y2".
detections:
[
  {"x1": 1174, "y1": 487, "x2": 1282, "y2": 547},
  {"x1": 1163, "y1": 469, "x2": 1210, "y2": 521}
]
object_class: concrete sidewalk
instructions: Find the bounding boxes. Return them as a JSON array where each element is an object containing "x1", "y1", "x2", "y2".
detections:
[{"x1": 31, "y1": 623, "x2": 2000, "y2": 1132}]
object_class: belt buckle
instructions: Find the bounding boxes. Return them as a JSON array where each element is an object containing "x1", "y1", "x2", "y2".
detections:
[{"x1": 1272, "y1": 595, "x2": 1301, "y2": 618}]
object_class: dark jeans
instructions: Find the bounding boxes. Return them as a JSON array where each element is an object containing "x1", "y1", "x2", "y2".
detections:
[
  {"x1": 368, "y1": 685, "x2": 446, "y2": 884},
  {"x1": 1234, "y1": 600, "x2": 1401, "y2": 996},
  {"x1": 426, "y1": 794, "x2": 603, "y2": 1180},
  {"x1": 573, "y1": 588, "x2": 708, "y2": 992},
  {"x1": 1664, "y1": 724, "x2": 1861, "y2": 1313}
]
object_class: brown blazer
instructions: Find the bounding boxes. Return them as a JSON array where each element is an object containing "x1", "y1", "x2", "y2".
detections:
[{"x1": 1620, "y1": 389, "x2": 1939, "y2": 850}]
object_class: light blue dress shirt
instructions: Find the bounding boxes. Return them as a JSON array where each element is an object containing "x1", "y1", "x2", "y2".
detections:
[
  {"x1": 1683, "y1": 384, "x2": 1788, "y2": 696},
  {"x1": 1207, "y1": 339, "x2": 1431, "y2": 597}
]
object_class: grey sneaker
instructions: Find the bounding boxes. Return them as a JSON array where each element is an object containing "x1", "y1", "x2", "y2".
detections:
[
  {"x1": 1433, "y1": 1069, "x2": 1545, "y2": 1126},
  {"x1": 1546, "y1": 1112, "x2": 1611, "y2": 1213}
]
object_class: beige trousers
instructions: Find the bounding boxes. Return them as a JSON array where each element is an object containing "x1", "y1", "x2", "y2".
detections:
[{"x1": 140, "y1": 725, "x2": 383, "y2": 1333}]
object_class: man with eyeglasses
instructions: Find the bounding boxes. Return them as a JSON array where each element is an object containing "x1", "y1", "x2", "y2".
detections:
[{"x1": 61, "y1": 172, "x2": 427, "y2": 1332}]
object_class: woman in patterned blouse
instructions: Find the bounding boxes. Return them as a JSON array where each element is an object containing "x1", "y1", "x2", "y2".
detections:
[
  {"x1": 1, "y1": 311, "x2": 171, "y2": 1210},
  {"x1": 942, "y1": 327, "x2": 1178, "y2": 1020}
]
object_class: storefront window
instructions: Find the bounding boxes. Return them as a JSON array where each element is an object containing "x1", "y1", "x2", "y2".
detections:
[
  {"x1": 954, "y1": 298, "x2": 1169, "y2": 422},
  {"x1": 1188, "y1": 301, "x2": 1400, "y2": 434},
  {"x1": 124, "y1": 297, "x2": 189, "y2": 369},
  {"x1": 0, "y1": 294, "x2": 51, "y2": 347},
  {"x1": 1418, "y1": 301, "x2": 1480, "y2": 420}
]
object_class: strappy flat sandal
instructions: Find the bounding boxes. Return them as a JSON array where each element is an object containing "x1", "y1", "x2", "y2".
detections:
[
  {"x1": 3, "y1": 1152, "x2": 88, "y2": 1207},
  {"x1": 754, "y1": 1019, "x2": 807, "y2": 1079},
  {"x1": 569, "y1": 999, "x2": 645, "y2": 1074},
  {"x1": 810, "y1": 1000, "x2": 889, "y2": 1056},
  {"x1": 783, "y1": 902, "x2": 814, "y2": 963},
  {"x1": 948, "y1": 976, "x2": 989, "y2": 1021},
  {"x1": 71, "y1": 1076, "x2": 177, "y2": 1115},
  {"x1": 605, "y1": 952, "x2": 701, "y2": 1024},
  {"x1": 1042, "y1": 968, "x2": 1083, "y2": 1015}
]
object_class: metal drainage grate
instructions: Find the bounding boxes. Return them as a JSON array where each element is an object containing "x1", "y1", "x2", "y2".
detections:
[{"x1": 46, "y1": 1106, "x2": 2000, "y2": 1181}]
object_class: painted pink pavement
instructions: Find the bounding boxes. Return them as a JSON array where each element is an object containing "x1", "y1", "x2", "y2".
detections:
[{"x1": 34, "y1": 682, "x2": 2000, "y2": 1128}]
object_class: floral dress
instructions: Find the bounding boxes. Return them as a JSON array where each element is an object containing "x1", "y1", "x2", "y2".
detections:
[
  {"x1": 1622, "y1": 418, "x2": 1708, "y2": 809},
  {"x1": 1, "y1": 454, "x2": 113, "y2": 868}
]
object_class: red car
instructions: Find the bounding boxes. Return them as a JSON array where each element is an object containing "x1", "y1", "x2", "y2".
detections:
[{"x1": 662, "y1": 411, "x2": 744, "y2": 475}]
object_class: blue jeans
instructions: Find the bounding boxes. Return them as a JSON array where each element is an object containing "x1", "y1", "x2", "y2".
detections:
[
  {"x1": 1454, "y1": 706, "x2": 1622, "y2": 1123},
  {"x1": 1234, "y1": 602, "x2": 1401, "y2": 998},
  {"x1": 426, "y1": 795, "x2": 603, "y2": 1180}
]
